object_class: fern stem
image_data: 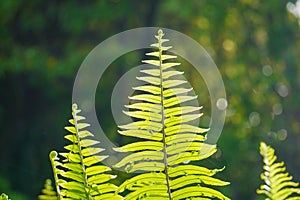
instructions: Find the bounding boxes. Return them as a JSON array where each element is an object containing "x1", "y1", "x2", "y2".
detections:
[
  {"x1": 49, "y1": 151, "x2": 62, "y2": 200},
  {"x1": 72, "y1": 104, "x2": 92, "y2": 199},
  {"x1": 157, "y1": 29, "x2": 173, "y2": 200}
]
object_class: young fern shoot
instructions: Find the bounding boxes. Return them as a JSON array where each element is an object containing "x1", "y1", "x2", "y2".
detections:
[
  {"x1": 257, "y1": 142, "x2": 300, "y2": 200},
  {"x1": 49, "y1": 104, "x2": 123, "y2": 200},
  {"x1": 114, "y1": 29, "x2": 230, "y2": 200}
]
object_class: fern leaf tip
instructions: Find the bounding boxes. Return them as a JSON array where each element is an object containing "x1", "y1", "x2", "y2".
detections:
[
  {"x1": 158, "y1": 29, "x2": 164, "y2": 37},
  {"x1": 72, "y1": 103, "x2": 78, "y2": 109},
  {"x1": 49, "y1": 151, "x2": 58, "y2": 160}
]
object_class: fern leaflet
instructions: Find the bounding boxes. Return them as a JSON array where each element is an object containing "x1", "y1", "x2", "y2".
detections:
[
  {"x1": 49, "y1": 103, "x2": 123, "y2": 199},
  {"x1": 257, "y1": 142, "x2": 300, "y2": 200},
  {"x1": 114, "y1": 29, "x2": 230, "y2": 200}
]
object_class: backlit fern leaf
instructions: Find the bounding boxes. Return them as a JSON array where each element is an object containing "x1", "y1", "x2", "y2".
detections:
[
  {"x1": 38, "y1": 179, "x2": 58, "y2": 200},
  {"x1": 257, "y1": 142, "x2": 300, "y2": 200},
  {"x1": 114, "y1": 29, "x2": 230, "y2": 200},
  {"x1": 49, "y1": 104, "x2": 123, "y2": 200}
]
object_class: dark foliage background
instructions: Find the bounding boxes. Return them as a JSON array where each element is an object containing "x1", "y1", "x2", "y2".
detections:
[{"x1": 0, "y1": 1, "x2": 300, "y2": 199}]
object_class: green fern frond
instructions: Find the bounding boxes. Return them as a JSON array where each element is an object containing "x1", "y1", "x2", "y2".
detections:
[
  {"x1": 49, "y1": 103, "x2": 123, "y2": 200},
  {"x1": 257, "y1": 142, "x2": 300, "y2": 200},
  {"x1": 38, "y1": 179, "x2": 58, "y2": 200},
  {"x1": 114, "y1": 29, "x2": 230, "y2": 200},
  {"x1": 0, "y1": 193, "x2": 10, "y2": 200}
]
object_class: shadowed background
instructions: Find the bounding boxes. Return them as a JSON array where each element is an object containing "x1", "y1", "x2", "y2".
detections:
[{"x1": 0, "y1": 0, "x2": 300, "y2": 199}]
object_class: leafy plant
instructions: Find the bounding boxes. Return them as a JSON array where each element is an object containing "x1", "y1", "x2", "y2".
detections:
[
  {"x1": 113, "y1": 29, "x2": 230, "y2": 199},
  {"x1": 38, "y1": 179, "x2": 57, "y2": 200},
  {"x1": 2, "y1": 29, "x2": 231, "y2": 199},
  {"x1": 257, "y1": 142, "x2": 300, "y2": 200},
  {"x1": 0, "y1": 193, "x2": 10, "y2": 200},
  {"x1": 49, "y1": 104, "x2": 122, "y2": 199}
]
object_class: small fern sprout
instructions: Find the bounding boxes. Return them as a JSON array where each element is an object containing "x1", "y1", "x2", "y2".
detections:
[
  {"x1": 38, "y1": 179, "x2": 58, "y2": 200},
  {"x1": 49, "y1": 103, "x2": 123, "y2": 199},
  {"x1": 257, "y1": 142, "x2": 300, "y2": 200},
  {"x1": 114, "y1": 29, "x2": 230, "y2": 199}
]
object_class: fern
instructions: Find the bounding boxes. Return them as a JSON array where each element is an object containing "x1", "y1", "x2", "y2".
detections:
[
  {"x1": 257, "y1": 142, "x2": 300, "y2": 200},
  {"x1": 0, "y1": 193, "x2": 10, "y2": 200},
  {"x1": 49, "y1": 103, "x2": 123, "y2": 199},
  {"x1": 38, "y1": 179, "x2": 58, "y2": 200},
  {"x1": 113, "y1": 29, "x2": 230, "y2": 200}
]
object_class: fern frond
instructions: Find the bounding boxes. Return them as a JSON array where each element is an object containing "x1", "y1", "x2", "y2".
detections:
[
  {"x1": 0, "y1": 193, "x2": 10, "y2": 200},
  {"x1": 49, "y1": 103, "x2": 123, "y2": 199},
  {"x1": 114, "y1": 29, "x2": 230, "y2": 200},
  {"x1": 38, "y1": 179, "x2": 58, "y2": 200},
  {"x1": 257, "y1": 142, "x2": 300, "y2": 200}
]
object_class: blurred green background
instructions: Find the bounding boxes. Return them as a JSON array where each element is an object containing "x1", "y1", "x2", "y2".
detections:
[{"x1": 0, "y1": 0, "x2": 300, "y2": 199}]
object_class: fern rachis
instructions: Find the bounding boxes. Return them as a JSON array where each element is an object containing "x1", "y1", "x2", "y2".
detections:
[{"x1": 114, "y1": 29, "x2": 230, "y2": 200}]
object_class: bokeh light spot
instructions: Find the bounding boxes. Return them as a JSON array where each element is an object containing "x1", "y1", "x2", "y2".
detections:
[
  {"x1": 272, "y1": 103, "x2": 283, "y2": 115},
  {"x1": 222, "y1": 39, "x2": 236, "y2": 52},
  {"x1": 276, "y1": 83, "x2": 289, "y2": 97},
  {"x1": 216, "y1": 98, "x2": 228, "y2": 110},
  {"x1": 277, "y1": 129, "x2": 288, "y2": 141},
  {"x1": 249, "y1": 112, "x2": 260, "y2": 127},
  {"x1": 262, "y1": 65, "x2": 273, "y2": 76}
]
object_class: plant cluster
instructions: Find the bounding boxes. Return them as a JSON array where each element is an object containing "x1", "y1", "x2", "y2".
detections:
[{"x1": 1, "y1": 30, "x2": 299, "y2": 200}]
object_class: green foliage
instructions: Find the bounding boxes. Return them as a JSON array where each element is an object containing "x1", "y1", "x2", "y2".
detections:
[
  {"x1": 0, "y1": 193, "x2": 10, "y2": 200},
  {"x1": 257, "y1": 142, "x2": 300, "y2": 200},
  {"x1": 49, "y1": 104, "x2": 122, "y2": 199},
  {"x1": 113, "y1": 29, "x2": 230, "y2": 199},
  {"x1": 1, "y1": 1, "x2": 300, "y2": 199},
  {"x1": 38, "y1": 179, "x2": 57, "y2": 200}
]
